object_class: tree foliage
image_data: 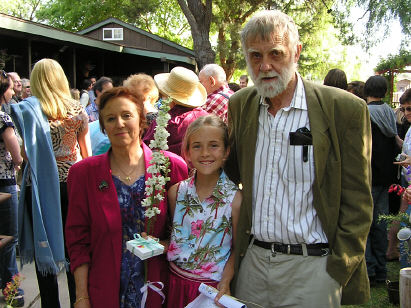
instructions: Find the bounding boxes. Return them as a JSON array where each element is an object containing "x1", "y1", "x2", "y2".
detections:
[
  {"x1": 374, "y1": 50, "x2": 411, "y2": 105},
  {"x1": 35, "y1": 0, "x2": 192, "y2": 47},
  {"x1": 375, "y1": 49, "x2": 411, "y2": 73},
  {"x1": 138, "y1": 1, "x2": 192, "y2": 48},
  {"x1": 36, "y1": 0, "x2": 158, "y2": 32},
  {"x1": 212, "y1": 0, "x2": 355, "y2": 80},
  {"x1": 176, "y1": 0, "x2": 215, "y2": 68},
  {"x1": 212, "y1": 0, "x2": 265, "y2": 79},
  {"x1": 1, "y1": 0, "x2": 366, "y2": 80},
  {"x1": 355, "y1": 0, "x2": 411, "y2": 40},
  {"x1": 0, "y1": 0, "x2": 42, "y2": 21}
]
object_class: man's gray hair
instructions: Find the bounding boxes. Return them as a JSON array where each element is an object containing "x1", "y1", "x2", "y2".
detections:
[
  {"x1": 8, "y1": 72, "x2": 20, "y2": 81},
  {"x1": 200, "y1": 64, "x2": 227, "y2": 83},
  {"x1": 241, "y1": 10, "x2": 300, "y2": 55},
  {"x1": 21, "y1": 78, "x2": 30, "y2": 87}
]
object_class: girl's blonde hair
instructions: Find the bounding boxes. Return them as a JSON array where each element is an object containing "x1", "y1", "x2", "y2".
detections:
[
  {"x1": 30, "y1": 58, "x2": 73, "y2": 119},
  {"x1": 181, "y1": 114, "x2": 229, "y2": 165}
]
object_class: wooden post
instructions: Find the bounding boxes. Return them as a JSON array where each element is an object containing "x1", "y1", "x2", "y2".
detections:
[{"x1": 400, "y1": 267, "x2": 411, "y2": 308}]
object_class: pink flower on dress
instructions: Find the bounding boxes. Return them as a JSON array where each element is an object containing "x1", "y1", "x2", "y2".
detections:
[
  {"x1": 193, "y1": 262, "x2": 218, "y2": 278},
  {"x1": 204, "y1": 196, "x2": 214, "y2": 203},
  {"x1": 167, "y1": 240, "x2": 181, "y2": 261},
  {"x1": 191, "y1": 220, "x2": 203, "y2": 238}
]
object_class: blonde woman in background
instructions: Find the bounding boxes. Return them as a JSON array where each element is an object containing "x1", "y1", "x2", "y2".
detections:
[
  {"x1": 11, "y1": 58, "x2": 91, "y2": 308},
  {"x1": 123, "y1": 73, "x2": 159, "y2": 127}
]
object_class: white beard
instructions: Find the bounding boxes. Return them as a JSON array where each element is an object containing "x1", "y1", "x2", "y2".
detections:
[{"x1": 248, "y1": 60, "x2": 297, "y2": 98}]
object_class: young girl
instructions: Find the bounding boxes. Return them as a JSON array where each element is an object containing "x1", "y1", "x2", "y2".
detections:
[{"x1": 167, "y1": 114, "x2": 242, "y2": 307}]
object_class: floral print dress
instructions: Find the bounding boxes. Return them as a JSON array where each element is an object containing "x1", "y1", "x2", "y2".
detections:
[
  {"x1": 167, "y1": 171, "x2": 238, "y2": 281},
  {"x1": 113, "y1": 175, "x2": 146, "y2": 308},
  {"x1": 0, "y1": 111, "x2": 16, "y2": 184}
]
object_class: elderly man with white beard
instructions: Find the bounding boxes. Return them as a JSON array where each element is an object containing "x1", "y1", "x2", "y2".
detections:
[{"x1": 225, "y1": 10, "x2": 373, "y2": 308}]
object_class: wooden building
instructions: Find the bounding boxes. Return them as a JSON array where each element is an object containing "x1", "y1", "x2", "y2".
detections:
[{"x1": 0, "y1": 14, "x2": 196, "y2": 88}]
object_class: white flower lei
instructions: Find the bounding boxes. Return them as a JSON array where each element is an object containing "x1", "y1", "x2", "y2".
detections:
[{"x1": 142, "y1": 98, "x2": 172, "y2": 232}]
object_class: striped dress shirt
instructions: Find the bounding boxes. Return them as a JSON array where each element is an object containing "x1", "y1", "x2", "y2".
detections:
[{"x1": 252, "y1": 74, "x2": 328, "y2": 244}]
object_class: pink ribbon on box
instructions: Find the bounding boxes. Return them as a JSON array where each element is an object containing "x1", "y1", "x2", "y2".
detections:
[{"x1": 140, "y1": 281, "x2": 165, "y2": 308}]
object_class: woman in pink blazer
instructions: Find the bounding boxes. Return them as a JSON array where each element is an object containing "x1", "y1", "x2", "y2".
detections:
[{"x1": 65, "y1": 87, "x2": 188, "y2": 308}]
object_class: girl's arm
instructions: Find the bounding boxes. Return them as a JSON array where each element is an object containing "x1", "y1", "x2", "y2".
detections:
[
  {"x1": 168, "y1": 183, "x2": 179, "y2": 220},
  {"x1": 73, "y1": 263, "x2": 91, "y2": 308},
  {"x1": 2, "y1": 127, "x2": 23, "y2": 170},
  {"x1": 152, "y1": 182, "x2": 179, "y2": 253},
  {"x1": 215, "y1": 190, "x2": 242, "y2": 306}
]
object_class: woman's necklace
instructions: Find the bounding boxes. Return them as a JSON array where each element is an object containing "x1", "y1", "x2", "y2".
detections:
[{"x1": 113, "y1": 160, "x2": 139, "y2": 182}]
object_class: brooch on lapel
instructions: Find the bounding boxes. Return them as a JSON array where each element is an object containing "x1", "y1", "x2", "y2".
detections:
[{"x1": 98, "y1": 180, "x2": 109, "y2": 191}]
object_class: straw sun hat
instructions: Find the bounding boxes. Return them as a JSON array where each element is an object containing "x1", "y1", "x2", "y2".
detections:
[{"x1": 154, "y1": 67, "x2": 207, "y2": 108}]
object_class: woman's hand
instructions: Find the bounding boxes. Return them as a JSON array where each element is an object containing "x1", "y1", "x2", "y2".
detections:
[
  {"x1": 214, "y1": 280, "x2": 231, "y2": 307},
  {"x1": 140, "y1": 232, "x2": 169, "y2": 254},
  {"x1": 159, "y1": 239, "x2": 169, "y2": 253},
  {"x1": 394, "y1": 153, "x2": 411, "y2": 167},
  {"x1": 74, "y1": 297, "x2": 91, "y2": 308}
]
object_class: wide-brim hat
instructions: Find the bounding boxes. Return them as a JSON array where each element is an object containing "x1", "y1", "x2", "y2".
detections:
[{"x1": 154, "y1": 67, "x2": 207, "y2": 108}]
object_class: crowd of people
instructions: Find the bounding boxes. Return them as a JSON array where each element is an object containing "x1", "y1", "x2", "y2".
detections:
[{"x1": 0, "y1": 9, "x2": 409, "y2": 308}]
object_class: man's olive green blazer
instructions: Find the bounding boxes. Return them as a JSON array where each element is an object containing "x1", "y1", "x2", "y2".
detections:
[{"x1": 225, "y1": 79, "x2": 373, "y2": 304}]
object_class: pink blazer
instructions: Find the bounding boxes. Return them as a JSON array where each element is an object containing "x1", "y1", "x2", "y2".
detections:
[{"x1": 65, "y1": 143, "x2": 188, "y2": 308}]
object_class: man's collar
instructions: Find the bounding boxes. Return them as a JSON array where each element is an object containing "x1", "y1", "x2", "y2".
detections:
[{"x1": 208, "y1": 84, "x2": 229, "y2": 97}]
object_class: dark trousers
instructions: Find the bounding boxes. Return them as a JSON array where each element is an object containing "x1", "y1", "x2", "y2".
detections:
[
  {"x1": 26, "y1": 183, "x2": 76, "y2": 308},
  {"x1": 366, "y1": 186, "x2": 389, "y2": 280}
]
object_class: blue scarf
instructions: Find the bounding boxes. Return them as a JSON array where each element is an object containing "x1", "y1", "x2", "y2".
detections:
[
  {"x1": 11, "y1": 96, "x2": 66, "y2": 274},
  {"x1": 368, "y1": 101, "x2": 397, "y2": 137}
]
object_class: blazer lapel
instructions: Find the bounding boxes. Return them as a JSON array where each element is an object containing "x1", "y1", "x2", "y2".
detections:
[
  {"x1": 239, "y1": 93, "x2": 260, "y2": 224},
  {"x1": 304, "y1": 81, "x2": 330, "y2": 186},
  {"x1": 97, "y1": 152, "x2": 122, "y2": 276},
  {"x1": 241, "y1": 96, "x2": 260, "y2": 163}
]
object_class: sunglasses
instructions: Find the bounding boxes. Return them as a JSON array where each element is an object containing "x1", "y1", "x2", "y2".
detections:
[
  {"x1": 400, "y1": 107, "x2": 411, "y2": 112},
  {"x1": 1, "y1": 70, "x2": 7, "y2": 79}
]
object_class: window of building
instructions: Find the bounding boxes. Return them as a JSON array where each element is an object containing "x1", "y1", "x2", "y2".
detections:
[{"x1": 103, "y1": 28, "x2": 123, "y2": 41}]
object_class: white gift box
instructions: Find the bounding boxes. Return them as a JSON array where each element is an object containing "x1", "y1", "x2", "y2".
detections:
[{"x1": 126, "y1": 235, "x2": 164, "y2": 260}]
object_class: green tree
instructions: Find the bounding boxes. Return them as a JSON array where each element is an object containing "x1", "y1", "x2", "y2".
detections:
[
  {"x1": 0, "y1": 0, "x2": 42, "y2": 21},
  {"x1": 176, "y1": 0, "x2": 215, "y2": 68},
  {"x1": 35, "y1": 0, "x2": 192, "y2": 47},
  {"x1": 2, "y1": 0, "x2": 361, "y2": 80},
  {"x1": 355, "y1": 0, "x2": 411, "y2": 37},
  {"x1": 375, "y1": 49, "x2": 411, "y2": 105},
  {"x1": 212, "y1": 0, "x2": 265, "y2": 79},
  {"x1": 36, "y1": 0, "x2": 158, "y2": 32},
  {"x1": 137, "y1": 1, "x2": 193, "y2": 48}
]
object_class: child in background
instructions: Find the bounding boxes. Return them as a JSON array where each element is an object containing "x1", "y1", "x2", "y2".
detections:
[{"x1": 167, "y1": 115, "x2": 242, "y2": 307}]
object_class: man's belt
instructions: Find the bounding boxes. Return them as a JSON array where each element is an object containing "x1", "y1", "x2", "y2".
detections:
[{"x1": 253, "y1": 239, "x2": 330, "y2": 256}]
